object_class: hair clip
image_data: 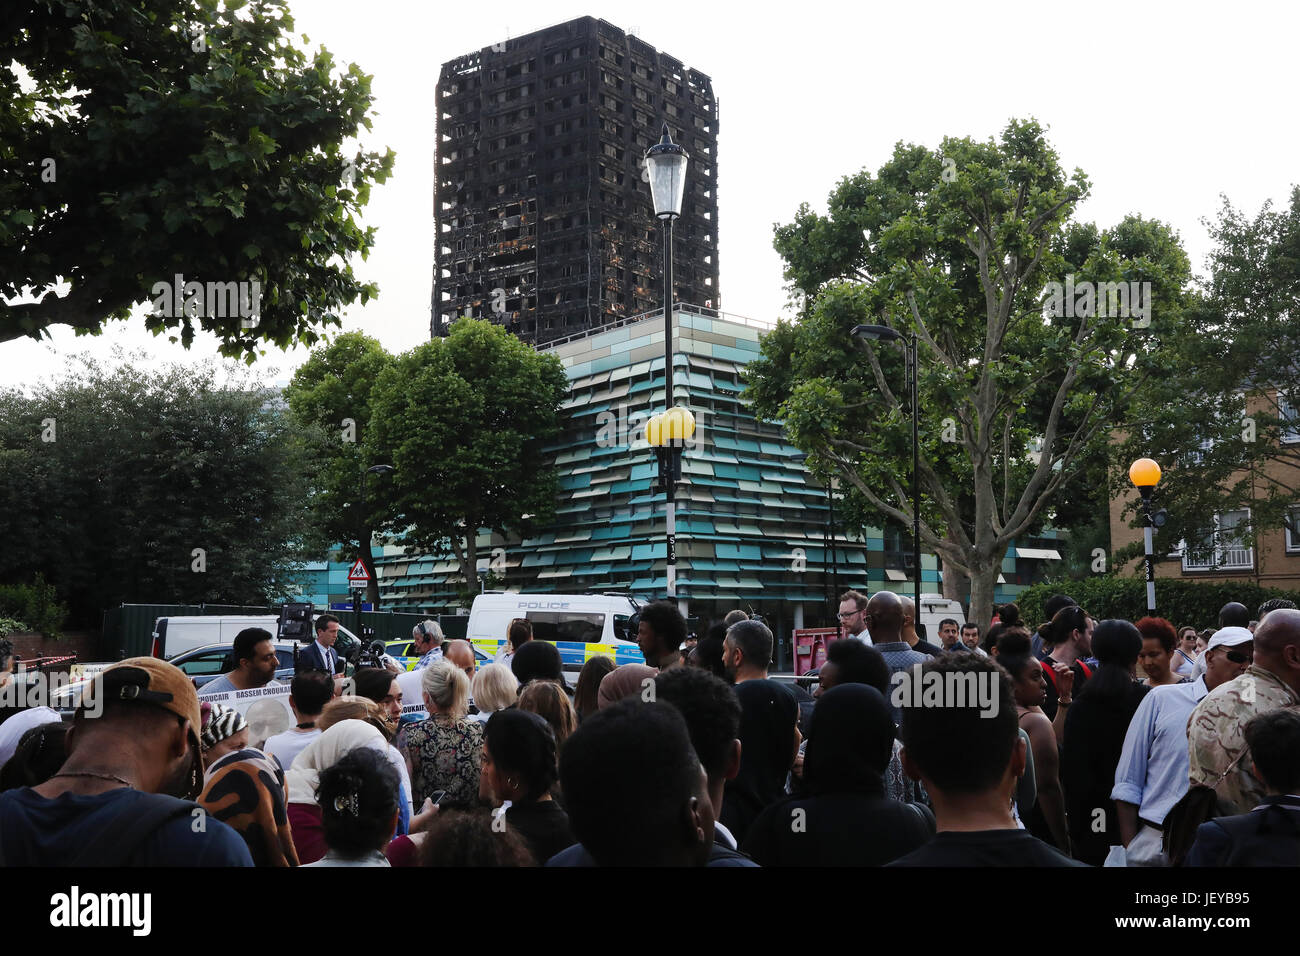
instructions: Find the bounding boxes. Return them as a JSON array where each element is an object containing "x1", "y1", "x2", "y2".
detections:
[{"x1": 333, "y1": 793, "x2": 360, "y2": 817}]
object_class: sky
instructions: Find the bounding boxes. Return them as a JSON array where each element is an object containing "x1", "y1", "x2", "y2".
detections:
[{"x1": 5, "y1": 0, "x2": 1299, "y2": 391}]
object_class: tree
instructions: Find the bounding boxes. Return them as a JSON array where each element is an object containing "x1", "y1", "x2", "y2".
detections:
[
  {"x1": 0, "y1": 0, "x2": 394, "y2": 358},
  {"x1": 368, "y1": 319, "x2": 570, "y2": 599},
  {"x1": 0, "y1": 352, "x2": 321, "y2": 625},
  {"x1": 746, "y1": 119, "x2": 1195, "y2": 627},
  {"x1": 1106, "y1": 188, "x2": 1300, "y2": 574},
  {"x1": 284, "y1": 331, "x2": 396, "y2": 605}
]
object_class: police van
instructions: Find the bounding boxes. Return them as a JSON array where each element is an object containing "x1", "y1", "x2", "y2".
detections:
[{"x1": 466, "y1": 592, "x2": 646, "y2": 675}]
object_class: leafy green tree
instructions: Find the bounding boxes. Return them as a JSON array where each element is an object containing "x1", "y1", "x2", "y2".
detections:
[
  {"x1": 368, "y1": 320, "x2": 570, "y2": 597},
  {"x1": 0, "y1": 353, "x2": 321, "y2": 625},
  {"x1": 0, "y1": 0, "x2": 393, "y2": 358},
  {"x1": 747, "y1": 119, "x2": 1196, "y2": 627},
  {"x1": 284, "y1": 332, "x2": 396, "y2": 604},
  {"x1": 1107, "y1": 188, "x2": 1300, "y2": 575}
]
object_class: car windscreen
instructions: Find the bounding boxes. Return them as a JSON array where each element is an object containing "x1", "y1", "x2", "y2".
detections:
[{"x1": 525, "y1": 611, "x2": 605, "y2": 644}]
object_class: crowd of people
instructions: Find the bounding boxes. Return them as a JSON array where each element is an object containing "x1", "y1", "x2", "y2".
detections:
[{"x1": 0, "y1": 592, "x2": 1297, "y2": 867}]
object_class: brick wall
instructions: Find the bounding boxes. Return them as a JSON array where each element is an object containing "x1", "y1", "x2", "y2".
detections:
[{"x1": 7, "y1": 630, "x2": 102, "y2": 664}]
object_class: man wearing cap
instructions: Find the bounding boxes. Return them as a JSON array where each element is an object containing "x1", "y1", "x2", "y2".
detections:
[
  {"x1": 1111, "y1": 626, "x2": 1254, "y2": 866},
  {"x1": 1187, "y1": 609, "x2": 1300, "y2": 815},
  {"x1": 0, "y1": 658, "x2": 252, "y2": 865}
]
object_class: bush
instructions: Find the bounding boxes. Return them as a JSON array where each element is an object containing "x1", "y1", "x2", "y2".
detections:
[
  {"x1": 0, "y1": 574, "x2": 67, "y2": 639},
  {"x1": 0, "y1": 617, "x2": 28, "y2": 638},
  {"x1": 1016, "y1": 576, "x2": 1300, "y2": 631}
]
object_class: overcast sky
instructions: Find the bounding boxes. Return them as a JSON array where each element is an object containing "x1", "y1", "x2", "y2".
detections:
[{"x1": 6, "y1": 0, "x2": 1299, "y2": 390}]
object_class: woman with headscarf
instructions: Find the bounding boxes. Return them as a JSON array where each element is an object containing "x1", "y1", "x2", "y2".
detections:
[
  {"x1": 596, "y1": 664, "x2": 657, "y2": 710},
  {"x1": 742, "y1": 684, "x2": 935, "y2": 866},
  {"x1": 199, "y1": 744, "x2": 299, "y2": 867},
  {"x1": 285, "y1": 719, "x2": 389, "y2": 865}
]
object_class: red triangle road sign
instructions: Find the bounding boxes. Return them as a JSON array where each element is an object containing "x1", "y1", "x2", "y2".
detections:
[{"x1": 347, "y1": 559, "x2": 371, "y2": 583}]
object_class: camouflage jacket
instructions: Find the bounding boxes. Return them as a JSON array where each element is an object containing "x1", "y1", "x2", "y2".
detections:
[{"x1": 1187, "y1": 665, "x2": 1300, "y2": 813}]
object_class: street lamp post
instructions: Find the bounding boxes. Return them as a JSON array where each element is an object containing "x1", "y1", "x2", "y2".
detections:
[
  {"x1": 357, "y1": 464, "x2": 395, "y2": 637},
  {"x1": 645, "y1": 124, "x2": 691, "y2": 615},
  {"x1": 1129, "y1": 458, "x2": 1166, "y2": 613},
  {"x1": 645, "y1": 124, "x2": 689, "y2": 405},
  {"x1": 852, "y1": 325, "x2": 921, "y2": 608},
  {"x1": 646, "y1": 408, "x2": 696, "y2": 615}
]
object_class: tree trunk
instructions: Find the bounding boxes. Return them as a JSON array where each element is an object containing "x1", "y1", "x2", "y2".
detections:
[
  {"x1": 968, "y1": 564, "x2": 999, "y2": 633},
  {"x1": 940, "y1": 530, "x2": 969, "y2": 609}
]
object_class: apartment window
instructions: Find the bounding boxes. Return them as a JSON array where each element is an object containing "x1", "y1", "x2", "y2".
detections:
[
  {"x1": 1280, "y1": 393, "x2": 1300, "y2": 443},
  {"x1": 1181, "y1": 509, "x2": 1253, "y2": 571},
  {"x1": 1287, "y1": 505, "x2": 1300, "y2": 553}
]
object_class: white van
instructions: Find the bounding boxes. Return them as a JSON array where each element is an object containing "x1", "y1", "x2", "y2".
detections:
[
  {"x1": 916, "y1": 594, "x2": 967, "y2": 642},
  {"x1": 466, "y1": 593, "x2": 645, "y2": 674},
  {"x1": 150, "y1": 614, "x2": 363, "y2": 661}
]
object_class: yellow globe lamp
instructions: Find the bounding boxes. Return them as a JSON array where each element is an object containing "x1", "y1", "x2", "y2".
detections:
[{"x1": 1129, "y1": 458, "x2": 1161, "y2": 492}]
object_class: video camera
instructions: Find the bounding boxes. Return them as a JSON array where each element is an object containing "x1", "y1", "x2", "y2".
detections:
[
  {"x1": 355, "y1": 625, "x2": 386, "y2": 670},
  {"x1": 278, "y1": 602, "x2": 314, "y2": 643}
]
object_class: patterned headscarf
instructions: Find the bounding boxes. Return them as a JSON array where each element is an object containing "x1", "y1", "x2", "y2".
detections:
[
  {"x1": 199, "y1": 747, "x2": 299, "y2": 867},
  {"x1": 201, "y1": 702, "x2": 248, "y2": 752}
]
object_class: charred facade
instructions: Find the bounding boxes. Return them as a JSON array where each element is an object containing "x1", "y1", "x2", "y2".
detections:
[{"x1": 433, "y1": 17, "x2": 720, "y2": 345}]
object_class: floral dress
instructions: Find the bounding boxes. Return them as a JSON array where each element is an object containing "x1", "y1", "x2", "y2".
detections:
[{"x1": 405, "y1": 714, "x2": 484, "y2": 810}]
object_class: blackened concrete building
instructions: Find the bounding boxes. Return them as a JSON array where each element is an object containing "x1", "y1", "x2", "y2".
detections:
[{"x1": 433, "y1": 16, "x2": 720, "y2": 345}]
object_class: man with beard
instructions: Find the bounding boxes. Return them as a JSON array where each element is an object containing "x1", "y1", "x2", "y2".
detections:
[{"x1": 0, "y1": 658, "x2": 252, "y2": 865}]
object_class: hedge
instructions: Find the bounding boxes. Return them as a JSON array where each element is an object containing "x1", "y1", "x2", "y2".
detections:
[{"x1": 1014, "y1": 577, "x2": 1300, "y2": 632}]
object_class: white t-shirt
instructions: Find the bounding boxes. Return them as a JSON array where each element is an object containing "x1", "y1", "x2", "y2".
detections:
[
  {"x1": 0, "y1": 706, "x2": 62, "y2": 769},
  {"x1": 262, "y1": 727, "x2": 321, "y2": 772}
]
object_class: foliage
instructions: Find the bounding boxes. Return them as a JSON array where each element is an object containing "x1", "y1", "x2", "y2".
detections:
[
  {"x1": 0, "y1": 573, "x2": 68, "y2": 639},
  {"x1": 1016, "y1": 576, "x2": 1300, "y2": 632},
  {"x1": 368, "y1": 319, "x2": 570, "y2": 590},
  {"x1": 0, "y1": 0, "x2": 394, "y2": 359},
  {"x1": 0, "y1": 617, "x2": 28, "y2": 638},
  {"x1": 746, "y1": 118, "x2": 1196, "y2": 626},
  {"x1": 0, "y1": 352, "x2": 323, "y2": 626},
  {"x1": 284, "y1": 331, "x2": 396, "y2": 601}
]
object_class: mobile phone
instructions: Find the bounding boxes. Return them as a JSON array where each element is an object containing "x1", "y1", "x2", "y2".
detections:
[{"x1": 428, "y1": 790, "x2": 447, "y2": 806}]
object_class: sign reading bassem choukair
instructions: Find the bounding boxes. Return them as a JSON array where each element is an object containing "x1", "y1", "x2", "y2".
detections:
[{"x1": 197, "y1": 682, "x2": 294, "y2": 749}]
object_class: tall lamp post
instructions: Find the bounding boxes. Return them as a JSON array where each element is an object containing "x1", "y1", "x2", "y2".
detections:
[
  {"x1": 852, "y1": 325, "x2": 921, "y2": 609},
  {"x1": 356, "y1": 463, "x2": 395, "y2": 637},
  {"x1": 644, "y1": 124, "x2": 689, "y2": 405},
  {"x1": 645, "y1": 123, "x2": 691, "y2": 615},
  {"x1": 646, "y1": 408, "x2": 695, "y2": 615},
  {"x1": 1129, "y1": 458, "x2": 1166, "y2": 613}
]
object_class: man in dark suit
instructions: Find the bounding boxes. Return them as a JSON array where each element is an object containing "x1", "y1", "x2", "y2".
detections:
[
  {"x1": 298, "y1": 614, "x2": 344, "y2": 677},
  {"x1": 1187, "y1": 708, "x2": 1300, "y2": 866}
]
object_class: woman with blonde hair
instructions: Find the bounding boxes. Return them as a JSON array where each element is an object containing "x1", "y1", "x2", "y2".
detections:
[
  {"x1": 470, "y1": 663, "x2": 519, "y2": 723},
  {"x1": 404, "y1": 660, "x2": 484, "y2": 810}
]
